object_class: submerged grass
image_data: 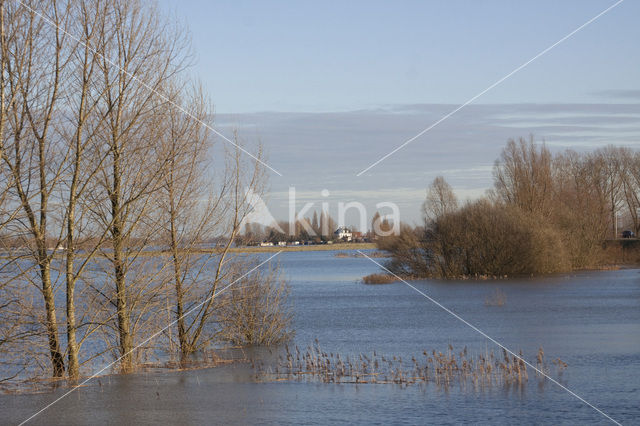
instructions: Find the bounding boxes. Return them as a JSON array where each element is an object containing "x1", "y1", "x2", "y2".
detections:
[
  {"x1": 362, "y1": 273, "x2": 397, "y2": 284},
  {"x1": 255, "y1": 342, "x2": 566, "y2": 389},
  {"x1": 485, "y1": 288, "x2": 507, "y2": 306}
]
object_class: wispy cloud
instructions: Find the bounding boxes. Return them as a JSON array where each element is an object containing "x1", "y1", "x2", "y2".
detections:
[
  {"x1": 593, "y1": 89, "x2": 640, "y2": 100},
  {"x1": 219, "y1": 102, "x2": 640, "y2": 223}
]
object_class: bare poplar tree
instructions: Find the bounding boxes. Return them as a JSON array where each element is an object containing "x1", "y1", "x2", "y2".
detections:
[
  {"x1": 0, "y1": 3, "x2": 37, "y2": 377},
  {"x1": 154, "y1": 82, "x2": 225, "y2": 359},
  {"x1": 57, "y1": 0, "x2": 116, "y2": 380},
  {"x1": 86, "y1": 0, "x2": 188, "y2": 372},
  {"x1": 0, "y1": 0, "x2": 281, "y2": 382},
  {"x1": 0, "y1": 0, "x2": 77, "y2": 377}
]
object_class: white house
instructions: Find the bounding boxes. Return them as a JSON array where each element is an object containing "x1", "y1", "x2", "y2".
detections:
[{"x1": 334, "y1": 227, "x2": 352, "y2": 241}]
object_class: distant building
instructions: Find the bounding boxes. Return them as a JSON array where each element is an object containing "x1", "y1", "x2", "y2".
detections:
[
  {"x1": 260, "y1": 241, "x2": 274, "y2": 247},
  {"x1": 334, "y1": 227, "x2": 352, "y2": 242},
  {"x1": 277, "y1": 241, "x2": 287, "y2": 246}
]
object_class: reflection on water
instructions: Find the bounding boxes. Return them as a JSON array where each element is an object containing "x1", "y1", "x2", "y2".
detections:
[{"x1": 2, "y1": 250, "x2": 639, "y2": 425}]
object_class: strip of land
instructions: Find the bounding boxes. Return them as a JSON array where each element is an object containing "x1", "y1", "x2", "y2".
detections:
[{"x1": 225, "y1": 242, "x2": 376, "y2": 253}]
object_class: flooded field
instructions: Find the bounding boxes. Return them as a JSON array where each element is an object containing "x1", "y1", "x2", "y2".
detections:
[{"x1": 3, "y1": 250, "x2": 639, "y2": 425}]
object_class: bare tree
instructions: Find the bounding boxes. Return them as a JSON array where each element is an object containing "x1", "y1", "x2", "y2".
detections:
[
  {"x1": 553, "y1": 150, "x2": 609, "y2": 266},
  {"x1": 215, "y1": 263, "x2": 292, "y2": 346},
  {"x1": 56, "y1": 0, "x2": 119, "y2": 380},
  {"x1": 590, "y1": 146, "x2": 625, "y2": 238},
  {"x1": 626, "y1": 151, "x2": 640, "y2": 235},
  {"x1": 423, "y1": 176, "x2": 458, "y2": 223},
  {"x1": 493, "y1": 136, "x2": 554, "y2": 217},
  {"x1": 154, "y1": 82, "x2": 225, "y2": 359},
  {"x1": 612, "y1": 147, "x2": 639, "y2": 235},
  {"x1": 171, "y1": 136, "x2": 266, "y2": 357},
  {"x1": 86, "y1": 0, "x2": 189, "y2": 372},
  {"x1": 0, "y1": 0, "x2": 281, "y2": 383},
  {"x1": 0, "y1": 0, "x2": 77, "y2": 378}
]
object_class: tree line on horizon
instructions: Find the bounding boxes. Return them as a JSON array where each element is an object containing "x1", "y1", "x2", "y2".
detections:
[
  {"x1": 240, "y1": 210, "x2": 394, "y2": 244},
  {"x1": 0, "y1": 0, "x2": 290, "y2": 386},
  {"x1": 381, "y1": 137, "x2": 640, "y2": 278}
]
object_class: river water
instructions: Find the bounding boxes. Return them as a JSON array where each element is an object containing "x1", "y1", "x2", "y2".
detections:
[{"x1": 2, "y1": 250, "x2": 639, "y2": 425}]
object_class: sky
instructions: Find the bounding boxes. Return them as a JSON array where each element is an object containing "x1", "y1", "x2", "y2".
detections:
[{"x1": 157, "y1": 0, "x2": 640, "y2": 228}]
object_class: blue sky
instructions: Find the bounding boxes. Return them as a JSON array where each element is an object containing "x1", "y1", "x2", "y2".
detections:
[
  {"x1": 160, "y1": 0, "x2": 638, "y2": 112},
  {"x1": 158, "y1": 0, "x2": 640, "y2": 228}
]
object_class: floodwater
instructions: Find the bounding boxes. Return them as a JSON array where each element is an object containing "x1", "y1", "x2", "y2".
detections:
[{"x1": 2, "y1": 250, "x2": 639, "y2": 425}]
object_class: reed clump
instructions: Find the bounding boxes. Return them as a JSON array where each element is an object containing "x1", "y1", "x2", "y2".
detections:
[
  {"x1": 255, "y1": 342, "x2": 565, "y2": 389},
  {"x1": 362, "y1": 273, "x2": 397, "y2": 284}
]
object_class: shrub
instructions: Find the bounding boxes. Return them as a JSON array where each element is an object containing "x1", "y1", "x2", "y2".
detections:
[
  {"x1": 215, "y1": 264, "x2": 293, "y2": 346},
  {"x1": 455, "y1": 201, "x2": 570, "y2": 276},
  {"x1": 382, "y1": 199, "x2": 571, "y2": 278}
]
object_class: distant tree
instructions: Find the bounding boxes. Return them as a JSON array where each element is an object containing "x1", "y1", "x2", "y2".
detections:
[
  {"x1": 380, "y1": 136, "x2": 636, "y2": 277},
  {"x1": 267, "y1": 227, "x2": 286, "y2": 243},
  {"x1": 311, "y1": 211, "x2": 319, "y2": 236},
  {"x1": 626, "y1": 151, "x2": 640, "y2": 234},
  {"x1": 423, "y1": 176, "x2": 458, "y2": 223},
  {"x1": 296, "y1": 218, "x2": 311, "y2": 240},
  {"x1": 493, "y1": 136, "x2": 554, "y2": 217},
  {"x1": 319, "y1": 211, "x2": 336, "y2": 238},
  {"x1": 590, "y1": 146, "x2": 626, "y2": 238},
  {"x1": 243, "y1": 223, "x2": 254, "y2": 243},
  {"x1": 371, "y1": 212, "x2": 381, "y2": 238},
  {"x1": 553, "y1": 150, "x2": 609, "y2": 266},
  {"x1": 371, "y1": 211, "x2": 394, "y2": 238},
  {"x1": 619, "y1": 150, "x2": 640, "y2": 234}
]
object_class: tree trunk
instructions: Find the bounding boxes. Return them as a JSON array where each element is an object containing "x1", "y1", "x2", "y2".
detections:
[
  {"x1": 111, "y1": 151, "x2": 133, "y2": 372},
  {"x1": 65, "y1": 206, "x2": 79, "y2": 380},
  {"x1": 38, "y1": 250, "x2": 65, "y2": 377},
  {"x1": 114, "y1": 235, "x2": 133, "y2": 372},
  {"x1": 169, "y1": 219, "x2": 189, "y2": 360}
]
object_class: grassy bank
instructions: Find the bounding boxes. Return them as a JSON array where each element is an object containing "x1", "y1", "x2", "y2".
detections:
[
  {"x1": 225, "y1": 242, "x2": 376, "y2": 253},
  {"x1": 1, "y1": 242, "x2": 378, "y2": 260}
]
